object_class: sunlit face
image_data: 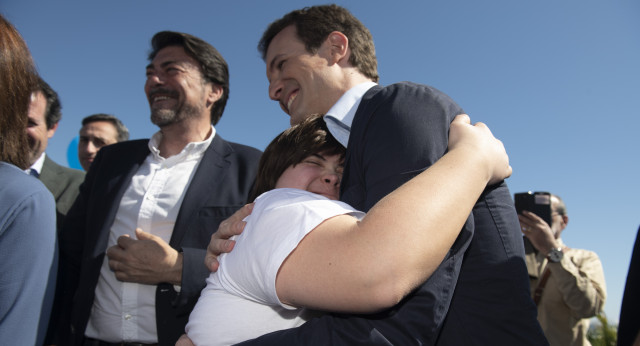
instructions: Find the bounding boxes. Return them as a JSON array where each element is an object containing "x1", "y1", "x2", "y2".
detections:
[
  {"x1": 26, "y1": 91, "x2": 56, "y2": 165},
  {"x1": 275, "y1": 152, "x2": 343, "y2": 200},
  {"x1": 265, "y1": 25, "x2": 345, "y2": 125},
  {"x1": 78, "y1": 121, "x2": 119, "y2": 171},
  {"x1": 144, "y1": 46, "x2": 216, "y2": 127},
  {"x1": 550, "y1": 196, "x2": 568, "y2": 238}
]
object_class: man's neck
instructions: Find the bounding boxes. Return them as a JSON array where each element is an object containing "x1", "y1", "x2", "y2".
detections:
[{"x1": 157, "y1": 118, "x2": 212, "y2": 158}]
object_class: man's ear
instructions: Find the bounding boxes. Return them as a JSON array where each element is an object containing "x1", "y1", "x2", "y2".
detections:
[
  {"x1": 206, "y1": 84, "x2": 223, "y2": 108},
  {"x1": 327, "y1": 31, "x2": 349, "y2": 64},
  {"x1": 47, "y1": 122, "x2": 59, "y2": 139}
]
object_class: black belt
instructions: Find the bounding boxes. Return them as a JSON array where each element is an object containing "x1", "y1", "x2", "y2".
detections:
[{"x1": 84, "y1": 337, "x2": 158, "y2": 346}]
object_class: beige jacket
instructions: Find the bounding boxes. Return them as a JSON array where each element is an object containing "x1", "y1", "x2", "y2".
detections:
[{"x1": 526, "y1": 239, "x2": 607, "y2": 346}]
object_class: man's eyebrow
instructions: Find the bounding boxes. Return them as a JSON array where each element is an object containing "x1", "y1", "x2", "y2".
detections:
[
  {"x1": 146, "y1": 60, "x2": 178, "y2": 70},
  {"x1": 160, "y1": 60, "x2": 177, "y2": 68},
  {"x1": 268, "y1": 54, "x2": 283, "y2": 73}
]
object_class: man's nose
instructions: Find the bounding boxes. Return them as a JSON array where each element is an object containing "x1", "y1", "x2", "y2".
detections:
[
  {"x1": 146, "y1": 73, "x2": 165, "y2": 88},
  {"x1": 83, "y1": 141, "x2": 97, "y2": 154},
  {"x1": 268, "y1": 79, "x2": 283, "y2": 101},
  {"x1": 91, "y1": 141, "x2": 102, "y2": 153}
]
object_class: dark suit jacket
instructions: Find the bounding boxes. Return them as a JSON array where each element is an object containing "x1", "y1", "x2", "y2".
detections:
[
  {"x1": 38, "y1": 155, "x2": 84, "y2": 344},
  {"x1": 39, "y1": 155, "x2": 85, "y2": 233},
  {"x1": 240, "y1": 83, "x2": 547, "y2": 345},
  {"x1": 617, "y1": 226, "x2": 640, "y2": 346},
  {"x1": 59, "y1": 135, "x2": 261, "y2": 346}
]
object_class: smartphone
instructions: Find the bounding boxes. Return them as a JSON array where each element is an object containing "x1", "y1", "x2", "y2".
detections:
[{"x1": 514, "y1": 191, "x2": 552, "y2": 226}]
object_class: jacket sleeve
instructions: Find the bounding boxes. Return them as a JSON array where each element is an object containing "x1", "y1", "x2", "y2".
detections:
[{"x1": 549, "y1": 249, "x2": 607, "y2": 319}]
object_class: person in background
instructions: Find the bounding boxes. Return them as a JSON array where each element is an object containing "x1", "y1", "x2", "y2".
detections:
[
  {"x1": 206, "y1": 4, "x2": 546, "y2": 345},
  {"x1": 27, "y1": 76, "x2": 85, "y2": 232},
  {"x1": 519, "y1": 193, "x2": 607, "y2": 346},
  {"x1": 26, "y1": 76, "x2": 85, "y2": 345},
  {"x1": 0, "y1": 13, "x2": 57, "y2": 346},
  {"x1": 618, "y1": 226, "x2": 640, "y2": 346},
  {"x1": 58, "y1": 30, "x2": 261, "y2": 346},
  {"x1": 78, "y1": 113, "x2": 129, "y2": 171}
]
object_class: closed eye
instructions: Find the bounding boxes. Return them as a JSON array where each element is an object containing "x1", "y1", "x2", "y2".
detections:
[
  {"x1": 277, "y1": 59, "x2": 286, "y2": 70},
  {"x1": 303, "y1": 159, "x2": 322, "y2": 166}
]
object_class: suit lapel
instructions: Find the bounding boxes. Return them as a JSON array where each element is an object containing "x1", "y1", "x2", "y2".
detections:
[
  {"x1": 340, "y1": 85, "x2": 382, "y2": 199},
  {"x1": 39, "y1": 156, "x2": 64, "y2": 199},
  {"x1": 169, "y1": 134, "x2": 231, "y2": 247}
]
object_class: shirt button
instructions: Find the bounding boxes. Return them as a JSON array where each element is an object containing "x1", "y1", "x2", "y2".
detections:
[{"x1": 124, "y1": 314, "x2": 132, "y2": 320}]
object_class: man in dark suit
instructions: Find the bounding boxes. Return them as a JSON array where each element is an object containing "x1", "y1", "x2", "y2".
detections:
[
  {"x1": 59, "y1": 31, "x2": 261, "y2": 346},
  {"x1": 26, "y1": 77, "x2": 85, "y2": 232},
  {"x1": 208, "y1": 5, "x2": 547, "y2": 345},
  {"x1": 27, "y1": 77, "x2": 85, "y2": 346}
]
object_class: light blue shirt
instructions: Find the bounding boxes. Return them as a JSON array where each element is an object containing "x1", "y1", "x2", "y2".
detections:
[{"x1": 324, "y1": 82, "x2": 377, "y2": 147}]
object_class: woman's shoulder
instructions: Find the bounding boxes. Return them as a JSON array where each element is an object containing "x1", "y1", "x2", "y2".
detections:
[{"x1": 0, "y1": 162, "x2": 51, "y2": 201}]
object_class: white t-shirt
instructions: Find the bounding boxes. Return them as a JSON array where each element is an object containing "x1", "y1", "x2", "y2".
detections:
[{"x1": 186, "y1": 188, "x2": 365, "y2": 346}]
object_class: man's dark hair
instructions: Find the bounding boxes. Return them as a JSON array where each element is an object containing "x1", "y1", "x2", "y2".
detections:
[
  {"x1": 258, "y1": 4, "x2": 379, "y2": 83},
  {"x1": 148, "y1": 31, "x2": 229, "y2": 125},
  {"x1": 35, "y1": 76, "x2": 62, "y2": 130},
  {"x1": 249, "y1": 115, "x2": 345, "y2": 201},
  {"x1": 82, "y1": 113, "x2": 130, "y2": 142}
]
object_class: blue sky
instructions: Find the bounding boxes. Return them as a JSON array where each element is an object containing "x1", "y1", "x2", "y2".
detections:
[{"x1": 4, "y1": 0, "x2": 639, "y2": 324}]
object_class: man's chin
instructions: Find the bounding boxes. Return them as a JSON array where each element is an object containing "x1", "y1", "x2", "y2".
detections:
[
  {"x1": 150, "y1": 110, "x2": 177, "y2": 127},
  {"x1": 289, "y1": 113, "x2": 310, "y2": 126},
  {"x1": 27, "y1": 151, "x2": 40, "y2": 166}
]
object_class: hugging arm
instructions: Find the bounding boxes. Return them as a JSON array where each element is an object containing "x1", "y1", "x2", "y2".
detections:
[{"x1": 275, "y1": 114, "x2": 511, "y2": 313}]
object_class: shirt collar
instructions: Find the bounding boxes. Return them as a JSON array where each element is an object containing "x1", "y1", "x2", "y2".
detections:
[
  {"x1": 148, "y1": 125, "x2": 216, "y2": 164},
  {"x1": 324, "y1": 82, "x2": 377, "y2": 147},
  {"x1": 27, "y1": 152, "x2": 46, "y2": 175}
]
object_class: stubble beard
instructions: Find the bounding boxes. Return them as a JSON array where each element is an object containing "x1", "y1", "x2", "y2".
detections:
[
  {"x1": 26, "y1": 137, "x2": 42, "y2": 165},
  {"x1": 150, "y1": 102, "x2": 203, "y2": 127}
]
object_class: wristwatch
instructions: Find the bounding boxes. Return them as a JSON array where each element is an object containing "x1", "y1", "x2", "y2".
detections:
[{"x1": 547, "y1": 247, "x2": 564, "y2": 263}]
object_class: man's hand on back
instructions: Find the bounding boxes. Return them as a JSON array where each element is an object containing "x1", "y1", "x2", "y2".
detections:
[{"x1": 204, "y1": 203, "x2": 254, "y2": 272}]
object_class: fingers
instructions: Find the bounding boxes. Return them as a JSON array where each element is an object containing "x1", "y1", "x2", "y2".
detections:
[
  {"x1": 176, "y1": 334, "x2": 195, "y2": 346},
  {"x1": 204, "y1": 254, "x2": 220, "y2": 273},
  {"x1": 220, "y1": 203, "x2": 253, "y2": 238},
  {"x1": 521, "y1": 210, "x2": 542, "y2": 223},
  {"x1": 106, "y1": 244, "x2": 124, "y2": 260},
  {"x1": 205, "y1": 237, "x2": 236, "y2": 272},
  {"x1": 135, "y1": 227, "x2": 155, "y2": 240},
  {"x1": 204, "y1": 203, "x2": 254, "y2": 272},
  {"x1": 116, "y1": 234, "x2": 134, "y2": 249},
  {"x1": 107, "y1": 245, "x2": 126, "y2": 274},
  {"x1": 451, "y1": 118, "x2": 510, "y2": 186},
  {"x1": 452, "y1": 113, "x2": 471, "y2": 125}
]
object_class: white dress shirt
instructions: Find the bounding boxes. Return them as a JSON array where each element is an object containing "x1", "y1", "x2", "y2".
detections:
[
  {"x1": 323, "y1": 81, "x2": 377, "y2": 147},
  {"x1": 85, "y1": 126, "x2": 215, "y2": 343},
  {"x1": 25, "y1": 152, "x2": 46, "y2": 176}
]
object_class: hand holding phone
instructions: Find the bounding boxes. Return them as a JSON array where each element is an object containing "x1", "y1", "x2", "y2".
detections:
[{"x1": 514, "y1": 191, "x2": 552, "y2": 227}]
